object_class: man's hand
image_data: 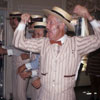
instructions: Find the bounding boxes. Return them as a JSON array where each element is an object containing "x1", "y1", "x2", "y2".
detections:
[
  {"x1": 0, "y1": 47, "x2": 7, "y2": 55},
  {"x1": 21, "y1": 13, "x2": 31, "y2": 24},
  {"x1": 32, "y1": 77, "x2": 41, "y2": 89},
  {"x1": 21, "y1": 53, "x2": 30, "y2": 60},
  {"x1": 19, "y1": 70, "x2": 32, "y2": 80},
  {"x1": 73, "y1": 5, "x2": 93, "y2": 21},
  {"x1": 17, "y1": 64, "x2": 26, "y2": 74}
]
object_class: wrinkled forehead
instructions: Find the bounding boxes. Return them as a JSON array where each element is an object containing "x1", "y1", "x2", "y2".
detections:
[
  {"x1": 47, "y1": 15, "x2": 57, "y2": 20},
  {"x1": 47, "y1": 15, "x2": 62, "y2": 25}
]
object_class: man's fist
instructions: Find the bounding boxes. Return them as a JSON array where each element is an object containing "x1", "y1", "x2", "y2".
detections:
[
  {"x1": 17, "y1": 64, "x2": 26, "y2": 74},
  {"x1": 19, "y1": 70, "x2": 32, "y2": 80},
  {"x1": 32, "y1": 77, "x2": 41, "y2": 89},
  {"x1": 21, "y1": 53, "x2": 30, "y2": 60},
  {"x1": 73, "y1": 5, "x2": 93, "y2": 21},
  {"x1": 21, "y1": 13, "x2": 31, "y2": 24}
]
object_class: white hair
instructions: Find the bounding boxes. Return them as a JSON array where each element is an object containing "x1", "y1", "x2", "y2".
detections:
[{"x1": 56, "y1": 18, "x2": 67, "y2": 33}]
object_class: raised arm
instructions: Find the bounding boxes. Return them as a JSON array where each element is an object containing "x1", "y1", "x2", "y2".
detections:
[
  {"x1": 13, "y1": 13, "x2": 45, "y2": 53},
  {"x1": 73, "y1": 5, "x2": 100, "y2": 57}
]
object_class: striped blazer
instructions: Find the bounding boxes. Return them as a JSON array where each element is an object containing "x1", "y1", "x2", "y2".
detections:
[{"x1": 13, "y1": 20, "x2": 100, "y2": 100}]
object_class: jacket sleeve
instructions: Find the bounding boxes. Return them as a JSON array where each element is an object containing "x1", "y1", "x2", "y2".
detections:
[
  {"x1": 76, "y1": 20, "x2": 100, "y2": 57},
  {"x1": 12, "y1": 22, "x2": 45, "y2": 53}
]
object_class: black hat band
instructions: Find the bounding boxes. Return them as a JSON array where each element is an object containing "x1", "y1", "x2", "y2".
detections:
[
  {"x1": 9, "y1": 14, "x2": 22, "y2": 17},
  {"x1": 51, "y1": 10, "x2": 70, "y2": 23},
  {"x1": 34, "y1": 26, "x2": 46, "y2": 28},
  {"x1": 31, "y1": 18, "x2": 43, "y2": 22}
]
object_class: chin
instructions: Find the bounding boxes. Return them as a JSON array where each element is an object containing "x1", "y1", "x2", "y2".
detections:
[{"x1": 48, "y1": 33, "x2": 55, "y2": 40}]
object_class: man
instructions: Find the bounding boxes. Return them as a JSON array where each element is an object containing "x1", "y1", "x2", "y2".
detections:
[
  {"x1": 13, "y1": 5, "x2": 100, "y2": 100},
  {"x1": 0, "y1": 12, "x2": 22, "y2": 55},
  {"x1": 17, "y1": 21, "x2": 47, "y2": 100},
  {"x1": 17, "y1": 21, "x2": 47, "y2": 84},
  {"x1": 6, "y1": 12, "x2": 31, "y2": 100},
  {"x1": 87, "y1": 48, "x2": 100, "y2": 100},
  {"x1": 86, "y1": 16, "x2": 100, "y2": 100},
  {"x1": 14, "y1": 15, "x2": 45, "y2": 100},
  {"x1": 0, "y1": 12, "x2": 29, "y2": 100}
]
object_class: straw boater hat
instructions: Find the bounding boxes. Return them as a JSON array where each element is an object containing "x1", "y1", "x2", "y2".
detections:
[
  {"x1": 34, "y1": 22, "x2": 46, "y2": 29},
  {"x1": 31, "y1": 15, "x2": 43, "y2": 23},
  {"x1": 43, "y1": 6, "x2": 75, "y2": 32},
  {"x1": 7, "y1": 11, "x2": 22, "y2": 20},
  {"x1": 31, "y1": 15, "x2": 42, "y2": 18}
]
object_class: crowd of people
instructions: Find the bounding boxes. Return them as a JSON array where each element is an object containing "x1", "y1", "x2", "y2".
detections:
[
  {"x1": 0, "y1": 12, "x2": 47, "y2": 100},
  {"x1": 0, "y1": 4, "x2": 100, "y2": 100}
]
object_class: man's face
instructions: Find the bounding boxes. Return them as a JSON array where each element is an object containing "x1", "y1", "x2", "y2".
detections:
[
  {"x1": 34, "y1": 28, "x2": 44, "y2": 38},
  {"x1": 9, "y1": 17, "x2": 19, "y2": 31},
  {"x1": 46, "y1": 15, "x2": 62, "y2": 41}
]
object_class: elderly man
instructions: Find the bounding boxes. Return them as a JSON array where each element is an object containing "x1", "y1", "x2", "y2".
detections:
[{"x1": 13, "y1": 5, "x2": 100, "y2": 100}]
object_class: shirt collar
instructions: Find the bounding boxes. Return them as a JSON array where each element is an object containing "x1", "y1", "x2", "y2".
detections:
[{"x1": 57, "y1": 35, "x2": 67, "y2": 44}]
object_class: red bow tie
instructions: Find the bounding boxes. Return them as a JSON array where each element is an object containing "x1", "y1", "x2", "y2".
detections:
[{"x1": 50, "y1": 40, "x2": 62, "y2": 45}]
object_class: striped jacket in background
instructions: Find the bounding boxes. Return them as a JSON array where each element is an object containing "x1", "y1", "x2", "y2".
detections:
[
  {"x1": 87, "y1": 48, "x2": 100, "y2": 76},
  {"x1": 13, "y1": 20, "x2": 100, "y2": 100}
]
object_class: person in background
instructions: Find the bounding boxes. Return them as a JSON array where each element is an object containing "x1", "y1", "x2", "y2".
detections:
[
  {"x1": 16, "y1": 15, "x2": 46, "y2": 100},
  {"x1": 6, "y1": 11, "x2": 32, "y2": 100},
  {"x1": 18, "y1": 21, "x2": 47, "y2": 100},
  {"x1": 0, "y1": 12, "x2": 29, "y2": 100},
  {"x1": 87, "y1": 48, "x2": 100, "y2": 100},
  {"x1": 13, "y1": 5, "x2": 100, "y2": 100},
  {"x1": 86, "y1": 13, "x2": 100, "y2": 100},
  {"x1": 0, "y1": 12, "x2": 33, "y2": 100}
]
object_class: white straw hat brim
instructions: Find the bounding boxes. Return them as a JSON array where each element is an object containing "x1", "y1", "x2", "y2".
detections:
[
  {"x1": 43, "y1": 9, "x2": 75, "y2": 32},
  {"x1": 34, "y1": 22, "x2": 46, "y2": 26},
  {"x1": 31, "y1": 15, "x2": 42, "y2": 18}
]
